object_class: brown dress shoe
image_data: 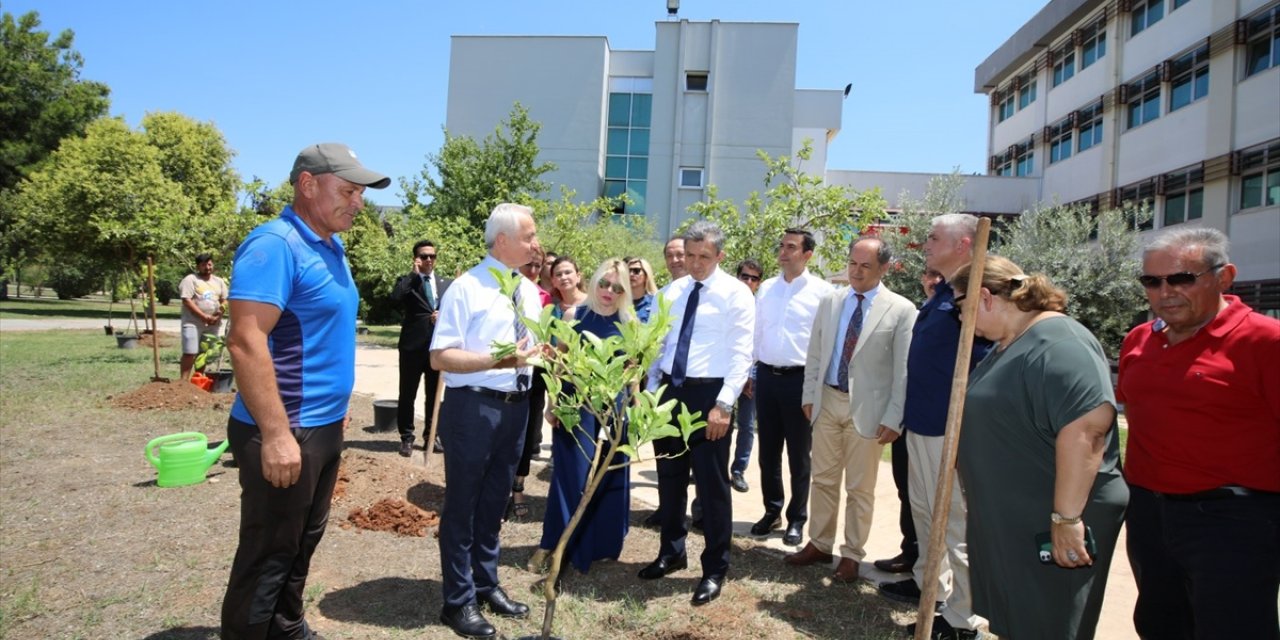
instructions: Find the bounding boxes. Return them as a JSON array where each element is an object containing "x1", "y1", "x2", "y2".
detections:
[
  {"x1": 784, "y1": 542, "x2": 834, "y2": 567},
  {"x1": 832, "y1": 557, "x2": 860, "y2": 583}
]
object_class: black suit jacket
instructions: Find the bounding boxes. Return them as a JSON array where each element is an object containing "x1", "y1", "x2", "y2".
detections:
[{"x1": 393, "y1": 271, "x2": 452, "y2": 351}]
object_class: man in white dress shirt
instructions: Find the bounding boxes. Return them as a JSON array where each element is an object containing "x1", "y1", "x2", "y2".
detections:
[
  {"x1": 750, "y1": 229, "x2": 833, "y2": 546},
  {"x1": 430, "y1": 203, "x2": 543, "y2": 639},
  {"x1": 640, "y1": 221, "x2": 754, "y2": 606}
]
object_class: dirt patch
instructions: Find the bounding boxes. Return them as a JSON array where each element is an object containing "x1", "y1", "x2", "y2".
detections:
[
  {"x1": 344, "y1": 498, "x2": 439, "y2": 537},
  {"x1": 136, "y1": 331, "x2": 177, "y2": 348},
  {"x1": 108, "y1": 380, "x2": 232, "y2": 411}
]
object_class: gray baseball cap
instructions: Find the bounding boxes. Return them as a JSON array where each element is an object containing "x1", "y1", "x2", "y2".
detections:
[{"x1": 289, "y1": 142, "x2": 391, "y2": 189}]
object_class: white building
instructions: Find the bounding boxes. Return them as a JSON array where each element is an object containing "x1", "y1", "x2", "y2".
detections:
[
  {"x1": 974, "y1": 0, "x2": 1279, "y2": 312},
  {"x1": 445, "y1": 21, "x2": 843, "y2": 239}
]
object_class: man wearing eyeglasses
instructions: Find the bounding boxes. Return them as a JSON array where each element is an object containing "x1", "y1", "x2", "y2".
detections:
[
  {"x1": 1117, "y1": 227, "x2": 1280, "y2": 640},
  {"x1": 393, "y1": 240, "x2": 452, "y2": 458}
]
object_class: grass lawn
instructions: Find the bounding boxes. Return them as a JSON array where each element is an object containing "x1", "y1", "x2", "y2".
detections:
[{"x1": 0, "y1": 292, "x2": 182, "y2": 321}]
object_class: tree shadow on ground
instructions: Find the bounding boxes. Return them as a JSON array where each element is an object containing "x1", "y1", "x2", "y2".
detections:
[
  {"x1": 138, "y1": 625, "x2": 220, "y2": 639},
  {"x1": 318, "y1": 576, "x2": 439, "y2": 629},
  {"x1": 343, "y1": 438, "x2": 400, "y2": 454}
]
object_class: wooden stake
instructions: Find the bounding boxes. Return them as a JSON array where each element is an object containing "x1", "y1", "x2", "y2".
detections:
[
  {"x1": 147, "y1": 256, "x2": 167, "y2": 382},
  {"x1": 914, "y1": 217, "x2": 992, "y2": 640},
  {"x1": 423, "y1": 381, "x2": 446, "y2": 470}
]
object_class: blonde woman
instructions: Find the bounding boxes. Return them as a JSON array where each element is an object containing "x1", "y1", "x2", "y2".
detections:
[{"x1": 625, "y1": 257, "x2": 658, "y2": 323}]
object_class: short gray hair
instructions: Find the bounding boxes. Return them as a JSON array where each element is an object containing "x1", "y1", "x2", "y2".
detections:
[
  {"x1": 931, "y1": 213, "x2": 979, "y2": 243},
  {"x1": 682, "y1": 220, "x2": 725, "y2": 252},
  {"x1": 484, "y1": 203, "x2": 533, "y2": 249},
  {"x1": 849, "y1": 236, "x2": 893, "y2": 265},
  {"x1": 1144, "y1": 227, "x2": 1230, "y2": 267}
]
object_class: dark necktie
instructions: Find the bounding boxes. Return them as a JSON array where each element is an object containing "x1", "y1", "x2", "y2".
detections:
[
  {"x1": 422, "y1": 274, "x2": 435, "y2": 309},
  {"x1": 512, "y1": 272, "x2": 529, "y2": 390},
  {"x1": 669, "y1": 281, "x2": 703, "y2": 387},
  {"x1": 836, "y1": 293, "x2": 865, "y2": 390}
]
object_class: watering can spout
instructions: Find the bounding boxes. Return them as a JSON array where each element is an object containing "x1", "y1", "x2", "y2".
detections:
[{"x1": 206, "y1": 438, "x2": 230, "y2": 470}]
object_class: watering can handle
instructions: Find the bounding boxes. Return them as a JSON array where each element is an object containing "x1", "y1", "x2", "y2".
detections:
[{"x1": 145, "y1": 433, "x2": 194, "y2": 468}]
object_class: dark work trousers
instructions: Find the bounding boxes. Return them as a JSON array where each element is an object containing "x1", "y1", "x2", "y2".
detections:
[
  {"x1": 221, "y1": 416, "x2": 344, "y2": 640},
  {"x1": 653, "y1": 377, "x2": 732, "y2": 579},
  {"x1": 396, "y1": 346, "x2": 439, "y2": 445},
  {"x1": 1126, "y1": 484, "x2": 1280, "y2": 640},
  {"x1": 889, "y1": 435, "x2": 918, "y2": 560},
  {"x1": 438, "y1": 387, "x2": 529, "y2": 609},
  {"x1": 515, "y1": 368, "x2": 548, "y2": 481},
  {"x1": 753, "y1": 367, "x2": 811, "y2": 526}
]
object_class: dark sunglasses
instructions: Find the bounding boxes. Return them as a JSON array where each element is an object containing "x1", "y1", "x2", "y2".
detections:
[
  {"x1": 629, "y1": 267, "x2": 645, "y2": 275},
  {"x1": 1138, "y1": 265, "x2": 1220, "y2": 289},
  {"x1": 738, "y1": 273, "x2": 761, "y2": 282},
  {"x1": 597, "y1": 279, "x2": 625, "y2": 294},
  {"x1": 417, "y1": 253, "x2": 437, "y2": 260}
]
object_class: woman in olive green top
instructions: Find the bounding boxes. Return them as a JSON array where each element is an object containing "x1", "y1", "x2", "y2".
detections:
[{"x1": 952, "y1": 256, "x2": 1127, "y2": 640}]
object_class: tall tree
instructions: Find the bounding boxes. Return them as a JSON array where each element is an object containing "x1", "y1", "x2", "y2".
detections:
[{"x1": 535, "y1": 188, "x2": 662, "y2": 279}]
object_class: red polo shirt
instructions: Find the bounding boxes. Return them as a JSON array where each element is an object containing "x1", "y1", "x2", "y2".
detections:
[{"x1": 1118, "y1": 295, "x2": 1280, "y2": 493}]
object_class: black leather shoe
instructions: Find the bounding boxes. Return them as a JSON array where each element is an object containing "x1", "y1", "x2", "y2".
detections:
[
  {"x1": 637, "y1": 554, "x2": 687, "y2": 580},
  {"x1": 399, "y1": 440, "x2": 414, "y2": 457},
  {"x1": 731, "y1": 471, "x2": 749, "y2": 493},
  {"x1": 439, "y1": 603, "x2": 495, "y2": 638},
  {"x1": 905, "y1": 615, "x2": 980, "y2": 639},
  {"x1": 878, "y1": 578, "x2": 923, "y2": 603},
  {"x1": 782, "y1": 522, "x2": 803, "y2": 546},
  {"x1": 750, "y1": 514, "x2": 782, "y2": 537},
  {"x1": 481, "y1": 586, "x2": 529, "y2": 618},
  {"x1": 432, "y1": 436, "x2": 445, "y2": 453},
  {"x1": 690, "y1": 518, "x2": 704, "y2": 533},
  {"x1": 642, "y1": 511, "x2": 662, "y2": 529},
  {"x1": 691, "y1": 576, "x2": 723, "y2": 606},
  {"x1": 874, "y1": 552, "x2": 917, "y2": 574}
]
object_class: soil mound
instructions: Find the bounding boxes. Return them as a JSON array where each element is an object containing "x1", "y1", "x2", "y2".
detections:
[
  {"x1": 136, "y1": 331, "x2": 177, "y2": 348},
  {"x1": 345, "y1": 498, "x2": 439, "y2": 537},
  {"x1": 109, "y1": 380, "x2": 231, "y2": 411}
]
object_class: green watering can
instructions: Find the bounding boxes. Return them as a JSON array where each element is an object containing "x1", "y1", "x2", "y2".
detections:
[{"x1": 144, "y1": 432, "x2": 230, "y2": 487}]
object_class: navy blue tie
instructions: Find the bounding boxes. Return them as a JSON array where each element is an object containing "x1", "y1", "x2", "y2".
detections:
[
  {"x1": 670, "y1": 282, "x2": 702, "y2": 387},
  {"x1": 512, "y1": 272, "x2": 529, "y2": 390}
]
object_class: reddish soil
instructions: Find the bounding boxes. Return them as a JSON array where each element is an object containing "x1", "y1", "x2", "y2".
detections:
[
  {"x1": 136, "y1": 331, "x2": 177, "y2": 348},
  {"x1": 344, "y1": 498, "x2": 440, "y2": 537},
  {"x1": 108, "y1": 380, "x2": 233, "y2": 411}
]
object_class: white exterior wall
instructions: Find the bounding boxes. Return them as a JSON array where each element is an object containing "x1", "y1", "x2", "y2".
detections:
[{"x1": 826, "y1": 170, "x2": 1043, "y2": 215}]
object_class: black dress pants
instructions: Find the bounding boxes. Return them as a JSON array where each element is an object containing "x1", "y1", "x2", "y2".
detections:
[
  {"x1": 397, "y1": 345, "x2": 439, "y2": 444},
  {"x1": 754, "y1": 368, "x2": 810, "y2": 526},
  {"x1": 890, "y1": 435, "x2": 918, "y2": 559}
]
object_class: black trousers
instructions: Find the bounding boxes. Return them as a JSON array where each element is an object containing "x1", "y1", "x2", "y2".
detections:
[
  {"x1": 889, "y1": 435, "x2": 918, "y2": 559},
  {"x1": 654, "y1": 379, "x2": 732, "y2": 579},
  {"x1": 1126, "y1": 484, "x2": 1280, "y2": 640},
  {"x1": 515, "y1": 367, "x2": 547, "y2": 480},
  {"x1": 397, "y1": 346, "x2": 440, "y2": 444},
  {"x1": 754, "y1": 368, "x2": 810, "y2": 525},
  {"x1": 221, "y1": 416, "x2": 343, "y2": 640},
  {"x1": 438, "y1": 387, "x2": 529, "y2": 608}
]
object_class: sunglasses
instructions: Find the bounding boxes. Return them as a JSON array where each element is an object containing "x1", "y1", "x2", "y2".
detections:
[
  {"x1": 597, "y1": 279, "x2": 625, "y2": 295},
  {"x1": 1138, "y1": 265, "x2": 1221, "y2": 289},
  {"x1": 417, "y1": 253, "x2": 437, "y2": 260},
  {"x1": 738, "y1": 273, "x2": 761, "y2": 282},
  {"x1": 629, "y1": 267, "x2": 645, "y2": 275}
]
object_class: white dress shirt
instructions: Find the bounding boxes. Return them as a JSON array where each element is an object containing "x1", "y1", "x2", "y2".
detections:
[
  {"x1": 647, "y1": 268, "x2": 755, "y2": 407},
  {"x1": 824, "y1": 283, "x2": 881, "y2": 387},
  {"x1": 430, "y1": 255, "x2": 542, "y2": 392},
  {"x1": 754, "y1": 269, "x2": 834, "y2": 367}
]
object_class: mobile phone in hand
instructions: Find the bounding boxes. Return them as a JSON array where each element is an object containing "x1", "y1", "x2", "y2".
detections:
[{"x1": 1035, "y1": 527, "x2": 1097, "y2": 565}]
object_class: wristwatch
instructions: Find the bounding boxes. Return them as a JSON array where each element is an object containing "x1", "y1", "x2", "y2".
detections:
[
  {"x1": 1050, "y1": 511, "x2": 1082, "y2": 525},
  {"x1": 715, "y1": 400, "x2": 733, "y2": 414}
]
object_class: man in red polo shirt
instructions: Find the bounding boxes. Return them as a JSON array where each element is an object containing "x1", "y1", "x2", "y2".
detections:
[{"x1": 1117, "y1": 227, "x2": 1280, "y2": 640}]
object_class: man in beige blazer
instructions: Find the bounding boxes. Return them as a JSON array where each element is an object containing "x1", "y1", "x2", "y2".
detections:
[{"x1": 786, "y1": 237, "x2": 916, "y2": 582}]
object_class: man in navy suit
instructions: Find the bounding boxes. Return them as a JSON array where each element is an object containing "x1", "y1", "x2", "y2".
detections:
[{"x1": 392, "y1": 240, "x2": 451, "y2": 457}]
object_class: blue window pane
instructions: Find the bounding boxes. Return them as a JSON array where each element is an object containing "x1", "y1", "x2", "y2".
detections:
[
  {"x1": 628, "y1": 157, "x2": 648, "y2": 180},
  {"x1": 1149, "y1": 2, "x2": 1164, "y2": 25},
  {"x1": 608, "y1": 93, "x2": 632, "y2": 127},
  {"x1": 1128, "y1": 103, "x2": 1143, "y2": 129},
  {"x1": 1268, "y1": 170, "x2": 1280, "y2": 206},
  {"x1": 1193, "y1": 68, "x2": 1208, "y2": 99},
  {"x1": 604, "y1": 179, "x2": 626, "y2": 199},
  {"x1": 1241, "y1": 173, "x2": 1263, "y2": 209},
  {"x1": 1164, "y1": 193, "x2": 1186, "y2": 226},
  {"x1": 629, "y1": 128, "x2": 650, "y2": 156},
  {"x1": 1188, "y1": 188, "x2": 1203, "y2": 220},
  {"x1": 626, "y1": 181, "x2": 646, "y2": 214},
  {"x1": 1170, "y1": 78, "x2": 1192, "y2": 111},
  {"x1": 631, "y1": 94, "x2": 653, "y2": 127},
  {"x1": 607, "y1": 128, "x2": 629, "y2": 155},
  {"x1": 1143, "y1": 96, "x2": 1160, "y2": 123},
  {"x1": 605, "y1": 156, "x2": 628, "y2": 179}
]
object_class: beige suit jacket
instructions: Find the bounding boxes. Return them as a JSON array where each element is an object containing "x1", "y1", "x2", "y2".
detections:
[{"x1": 802, "y1": 284, "x2": 917, "y2": 438}]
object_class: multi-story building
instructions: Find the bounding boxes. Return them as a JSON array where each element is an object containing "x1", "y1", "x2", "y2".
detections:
[
  {"x1": 445, "y1": 21, "x2": 843, "y2": 239},
  {"x1": 974, "y1": 0, "x2": 1279, "y2": 312}
]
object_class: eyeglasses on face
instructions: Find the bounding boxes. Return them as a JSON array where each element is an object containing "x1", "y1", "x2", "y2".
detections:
[
  {"x1": 597, "y1": 279, "x2": 625, "y2": 295},
  {"x1": 629, "y1": 267, "x2": 645, "y2": 275},
  {"x1": 417, "y1": 253, "x2": 437, "y2": 260},
  {"x1": 1138, "y1": 265, "x2": 1221, "y2": 289},
  {"x1": 738, "y1": 273, "x2": 761, "y2": 282}
]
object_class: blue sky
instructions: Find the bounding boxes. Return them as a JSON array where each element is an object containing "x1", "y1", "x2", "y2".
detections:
[{"x1": 12, "y1": 1, "x2": 1043, "y2": 206}]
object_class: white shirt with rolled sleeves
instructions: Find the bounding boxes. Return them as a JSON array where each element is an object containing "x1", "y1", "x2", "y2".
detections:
[
  {"x1": 430, "y1": 255, "x2": 542, "y2": 392},
  {"x1": 754, "y1": 269, "x2": 833, "y2": 367},
  {"x1": 647, "y1": 268, "x2": 755, "y2": 408}
]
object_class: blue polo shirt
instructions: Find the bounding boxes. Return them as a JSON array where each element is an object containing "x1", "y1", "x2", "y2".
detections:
[
  {"x1": 229, "y1": 206, "x2": 358, "y2": 428},
  {"x1": 902, "y1": 279, "x2": 991, "y2": 437}
]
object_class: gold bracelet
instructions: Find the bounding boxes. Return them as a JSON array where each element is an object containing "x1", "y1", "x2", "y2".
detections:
[{"x1": 1050, "y1": 511, "x2": 1082, "y2": 525}]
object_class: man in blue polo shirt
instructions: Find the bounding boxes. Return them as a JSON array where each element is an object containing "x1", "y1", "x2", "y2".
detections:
[
  {"x1": 220, "y1": 142, "x2": 389, "y2": 640},
  {"x1": 877, "y1": 213, "x2": 991, "y2": 640}
]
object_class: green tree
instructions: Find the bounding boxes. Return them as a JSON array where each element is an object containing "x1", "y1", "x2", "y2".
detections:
[
  {"x1": 686, "y1": 141, "x2": 888, "y2": 278},
  {"x1": 535, "y1": 188, "x2": 662, "y2": 277},
  {"x1": 877, "y1": 172, "x2": 967, "y2": 306}
]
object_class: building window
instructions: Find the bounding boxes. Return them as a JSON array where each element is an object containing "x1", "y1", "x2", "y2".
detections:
[
  {"x1": 1131, "y1": 0, "x2": 1164, "y2": 37},
  {"x1": 1016, "y1": 150, "x2": 1035, "y2": 177},
  {"x1": 991, "y1": 148, "x2": 1014, "y2": 176},
  {"x1": 1168, "y1": 45, "x2": 1210, "y2": 112},
  {"x1": 1048, "y1": 116, "x2": 1074, "y2": 164},
  {"x1": 679, "y1": 168, "x2": 704, "y2": 189},
  {"x1": 1018, "y1": 80, "x2": 1037, "y2": 109},
  {"x1": 1163, "y1": 166, "x2": 1204, "y2": 226},
  {"x1": 997, "y1": 92, "x2": 1015, "y2": 122},
  {"x1": 1239, "y1": 140, "x2": 1280, "y2": 210},
  {"x1": 1126, "y1": 71, "x2": 1161, "y2": 129},
  {"x1": 686, "y1": 72, "x2": 708, "y2": 91},
  {"x1": 1080, "y1": 21, "x2": 1107, "y2": 69},
  {"x1": 1119, "y1": 180, "x2": 1157, "y2": 230},
  {"x1": 1077, "y1": 100, "x2": 1104, "y2": 153},
  {"x1": 1053, "y1": 49, "x2": 1075, "y2": 87},
  {"x1": 1172, "y1": 0, "x2": 1191, "y2": 9},
  {"x1": 1245, "y1": 5, "x2": 1280, "y2": 78},
  {"x1": 605, "y1": 92, "x2": 652, "y2": 214}
]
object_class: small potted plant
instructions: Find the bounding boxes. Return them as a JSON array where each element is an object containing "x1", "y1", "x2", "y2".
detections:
[{"x1": 193, "y1": 332, "x2": 234, "y2": 393}]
